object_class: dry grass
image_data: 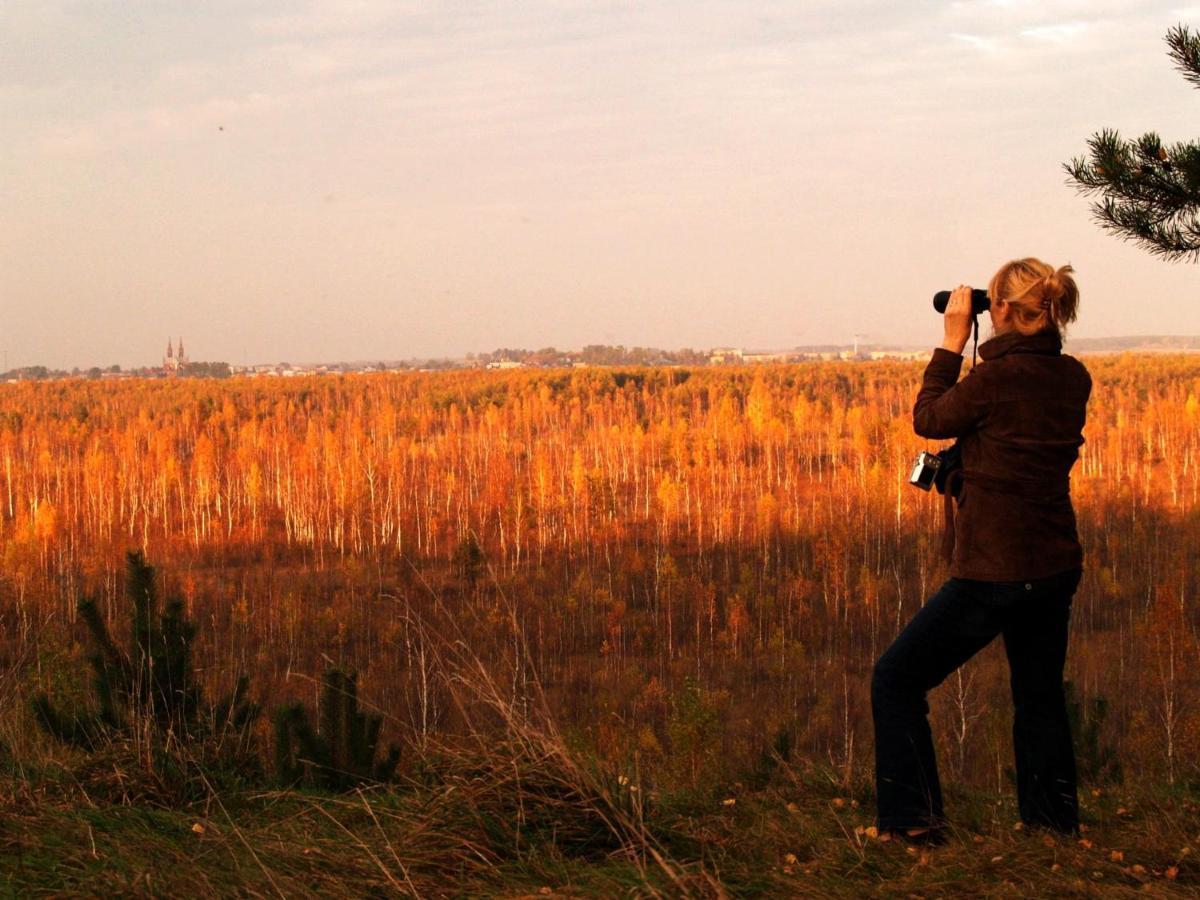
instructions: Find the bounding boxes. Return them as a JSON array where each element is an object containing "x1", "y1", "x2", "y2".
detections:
[
  {"x1": 3, "y1": 559, "x2": 1198, "y2": 897},
  {"x1": 3, "y1": 761, "x2": 1198, "y2": 898}
]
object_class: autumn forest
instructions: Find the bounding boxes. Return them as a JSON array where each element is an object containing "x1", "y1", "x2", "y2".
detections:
[{"x1": 2, "y1": 355, "x2": 1199, "y2": 799}]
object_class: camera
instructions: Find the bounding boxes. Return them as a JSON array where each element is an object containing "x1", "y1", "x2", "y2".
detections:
[
  {"x1": 932, "y1": 288, "x2": 990, "y2": 316},
  {"x1": 909, "y1": 441, "x2": 963, "y2": 494},
  {"x1": 909, "y1": 451, "x2": 942, "y2": 491}
]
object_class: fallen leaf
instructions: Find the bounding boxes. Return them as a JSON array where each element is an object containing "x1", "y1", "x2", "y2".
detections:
[
  {"x1": 1078, "y1": 839, "x2": 1093, "y2": 850},
  {"x1": 784, "y1": 853, "x2": 799, "y2": 865},
  {"x1": 1166, "y1": 866, "x2": 1179, "y2": 881},
  {"x1": 721, "y1": 797, "x2": 736, "y2": 807},
  {"x1": 1111, "y1": 850, "x2": 1124, "y2": 863},
  {"x1": 1132, "y1": 864, "x2": 1146, "y2": 875},
  {"x1": 991, "y1": 855, "x2": 1004, "y2": 863},
  {"x1": 832, "y1": 797, "x2": 845, "y2": 808},
  {"x1": 191, "y1": 823, "x2": 205, "y2": 835},
  {"x1": 865, "y1": 826, "x2": 879, "y2": 839}
]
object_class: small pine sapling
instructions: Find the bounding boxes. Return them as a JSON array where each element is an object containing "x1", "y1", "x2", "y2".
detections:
[
  {"x1": 274, "y1": 668, "x2": 401, "y2": 791},
  {"x1": 31, "y1": 550, "x2": 260, "y2": 755}
]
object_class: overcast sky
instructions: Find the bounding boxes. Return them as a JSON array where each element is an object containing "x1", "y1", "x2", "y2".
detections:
[{"x1": 3, "y1": 0, "x2": 1200, "y2": 369}]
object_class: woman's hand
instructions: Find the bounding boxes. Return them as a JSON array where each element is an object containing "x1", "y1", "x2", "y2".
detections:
[{"x1": 941, "y1": 285, "x2": 974, "y2": 355}]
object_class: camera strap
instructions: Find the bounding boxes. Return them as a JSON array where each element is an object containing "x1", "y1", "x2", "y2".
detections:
[
  {"x1": 941, "y1": 469, "x2": 965, "y2": 563},
  {"x1": 971, "y1": 316, "x2": 979, "y2": 368}
]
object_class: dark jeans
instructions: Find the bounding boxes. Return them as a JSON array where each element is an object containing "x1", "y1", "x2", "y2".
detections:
[{"x1": 871, "y1": 568, "x2": 1082, "y2": 833}]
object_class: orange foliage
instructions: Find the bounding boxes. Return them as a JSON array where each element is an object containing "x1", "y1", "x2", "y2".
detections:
[{"x1": 2, "y1": 355, "x2": 1199, "y2": 783}]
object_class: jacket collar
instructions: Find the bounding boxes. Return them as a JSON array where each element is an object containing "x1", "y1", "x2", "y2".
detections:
[{"x1": 978, "y1": 328, "x2": 1062, "y2": 361}]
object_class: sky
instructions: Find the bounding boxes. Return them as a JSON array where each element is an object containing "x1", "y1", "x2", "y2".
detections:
[{"x1": 3, "y1": 0, "x2": 1200, "y2": 370}]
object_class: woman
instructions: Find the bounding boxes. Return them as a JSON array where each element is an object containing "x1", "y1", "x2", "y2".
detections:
[{"x1": 871, "y1": 258, "x2": 1092, "y2": 843}]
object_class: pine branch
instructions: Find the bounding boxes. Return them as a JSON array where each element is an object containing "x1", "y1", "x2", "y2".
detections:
[
  {"x1": 1093, "y1": 195, "x2": 1200, "y2": 263},
  {"x1": 1063, "y1": 24, "x2": 1200, "y2": 262},
  {"x1": 1167, "y1": 24, "x2": 1200, "y2": 89}
]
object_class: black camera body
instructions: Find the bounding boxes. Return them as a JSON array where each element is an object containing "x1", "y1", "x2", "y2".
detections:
[
  {"x1": 932, "y1": 288, "x2": 990, "y2": 316},
  {"x1": 909, "y1": 441, "x2": 963, "y2": 495},
  {"x1": 909, "y1": 451, "x2": 942, "y2": 491}
]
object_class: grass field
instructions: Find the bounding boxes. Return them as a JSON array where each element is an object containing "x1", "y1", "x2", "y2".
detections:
[
  {"x1": 3, "y1": 732, "x2": 1198, "y2": 898},
  {"x1": 4, "y1": 777, "x2": 1197, "y2": 897}
]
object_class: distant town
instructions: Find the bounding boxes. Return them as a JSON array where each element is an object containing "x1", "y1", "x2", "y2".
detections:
[
  {"x1": 4, "y1": 335, "x2": 1200, "y2": 383},
  {"x1": 0, "y1": 339, "x2": 929, "y2": 383}
]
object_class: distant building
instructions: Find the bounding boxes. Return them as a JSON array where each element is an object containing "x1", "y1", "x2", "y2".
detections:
[
  {"x1": 743, "y1": 351, "x2": 792, "y2": 364},
  {"x1": 868, "y1": 349, "x2": 930, "y2": 361},
  {"x1": 708, "y1": 347, "x2": 744, "y2": 365},
  {"x1": 163, "y1": 337, "x2": 188, "y2": 376}
]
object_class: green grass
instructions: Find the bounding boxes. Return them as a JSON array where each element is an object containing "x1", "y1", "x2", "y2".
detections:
[{"x1": 3, "y1": 761, "x2": 1197, "y2": 898}]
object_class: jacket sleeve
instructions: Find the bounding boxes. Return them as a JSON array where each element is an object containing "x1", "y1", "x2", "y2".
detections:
[{"x1": 913, "y1": 348, "x2": 991, "y2": 439}]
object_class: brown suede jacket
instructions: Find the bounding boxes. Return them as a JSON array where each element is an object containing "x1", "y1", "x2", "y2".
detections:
[{"x1": 913, "y1": 328, "x2": 1092, "y2": 581}]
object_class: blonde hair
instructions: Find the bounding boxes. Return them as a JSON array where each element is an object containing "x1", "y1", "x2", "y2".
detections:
[{"x1": 987, "y1": 258, "x2": 1079, "y2": 338}]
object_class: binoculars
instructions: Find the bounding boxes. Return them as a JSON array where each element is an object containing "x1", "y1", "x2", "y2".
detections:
[{"x1": 933, "y1": 289, "x2": 990, "y2": 316}]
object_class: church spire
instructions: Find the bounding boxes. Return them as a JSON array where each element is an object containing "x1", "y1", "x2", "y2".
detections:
[{"x1": 166, "y1": 338, "x2": 174, "y2": 359}]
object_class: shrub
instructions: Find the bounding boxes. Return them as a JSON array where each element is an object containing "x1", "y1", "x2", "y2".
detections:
[
  {"x1": 30, "y1": 550, "x2": 260, "y2": 794},
  {"x1": 274, "y1": 668, "x2": 401, "y2": 790}
]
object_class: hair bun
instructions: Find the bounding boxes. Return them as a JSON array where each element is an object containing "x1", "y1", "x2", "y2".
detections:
[{"x1": 1041, "y1": 267, "x2": 1070, "y2": 303}]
